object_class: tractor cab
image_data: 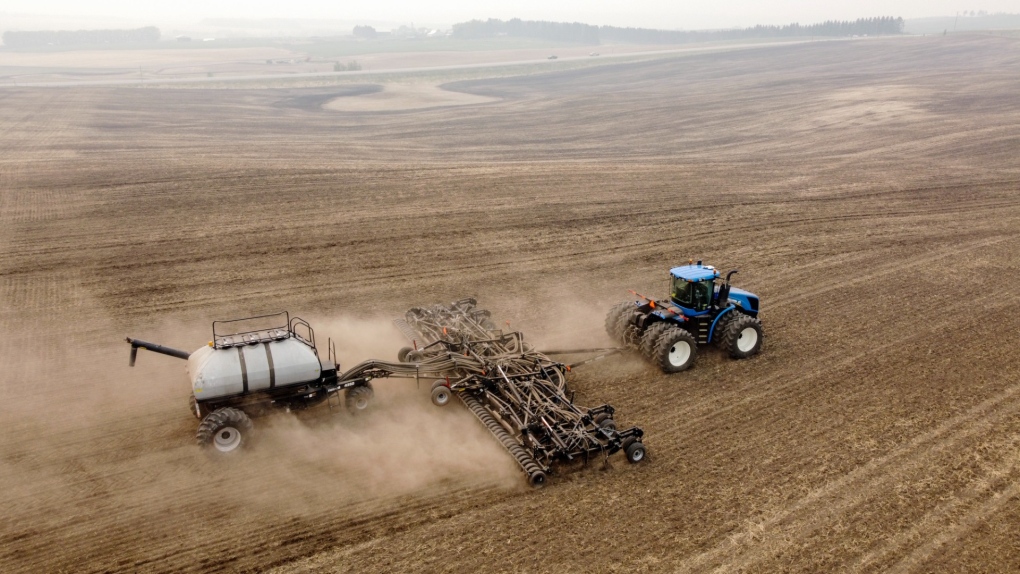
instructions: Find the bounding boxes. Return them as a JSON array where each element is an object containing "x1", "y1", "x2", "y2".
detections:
[
  {"x1": 669, "y1": 263, "x2": 720, "y2": 314},
  {"x1": 670, "y1": 261, "x2": 760, "y2": 318}
]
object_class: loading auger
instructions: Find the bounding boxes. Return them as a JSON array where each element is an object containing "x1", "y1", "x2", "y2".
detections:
[{"x1": 394, "y1": 298, "x2": 647, "y2": 488}]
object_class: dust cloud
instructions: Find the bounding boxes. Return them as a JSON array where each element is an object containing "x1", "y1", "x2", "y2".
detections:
[{"x1": 0, "y1": 308, "x2": 521, "y2": 560}]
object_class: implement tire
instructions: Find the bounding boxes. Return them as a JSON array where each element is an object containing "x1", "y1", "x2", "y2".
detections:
[
  {"x1": 624, "y1": 441, "x2": 646, "y2": 463},
  {"x1": 196, "y1": 408, "x2": 253, "y2": 454},
  {"x1": 719, "y1": 314, "x2": 764, "y2": 359},
  {"x1": 605, "y1": 302, "x2": 632, "y2": 343},
  {"x1": 431, "y1": 385, "x2": 451, "y2": 407},
  {"x1": 639, "y1": 321, "x2": 671, "y2": 359},
  {"x1": 654, "y1": 326, "x2": 697, "y2": 373}
]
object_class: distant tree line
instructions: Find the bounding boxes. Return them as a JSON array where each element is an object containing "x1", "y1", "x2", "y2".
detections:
[
  {"x1": 353, "y1": 25, "x2": 377, "y2": 39},
  {"x1": 2, "y1": 27, "x2": 160, "y2": 48},
  {"x1": 452, "y1": 17, "x2": 904, "y2": 44}
]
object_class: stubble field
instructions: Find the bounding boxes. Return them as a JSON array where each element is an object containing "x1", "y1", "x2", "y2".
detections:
[{"x1": 2, "y1": 35, "x2": 1020, "y2": 572}]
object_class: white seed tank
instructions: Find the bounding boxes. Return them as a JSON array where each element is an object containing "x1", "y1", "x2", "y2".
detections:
[{"x1": 188, "y1": 338, "x2": 322, "y2": 400}]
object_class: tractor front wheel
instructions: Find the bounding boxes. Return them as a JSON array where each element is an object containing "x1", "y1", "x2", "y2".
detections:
[
  {"x1": 654, "y1": 326, "x2": 697, "y2": 373},
  {"x1": 719, "y1": 314, "x2": 764, "y2": 359}
]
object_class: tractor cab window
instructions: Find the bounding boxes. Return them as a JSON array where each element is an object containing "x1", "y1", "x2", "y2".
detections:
[
  {"x1": 691, "y1": 280, "x2": 713, "y2": 311},
  {"x1": 671, "y1": 276, "x2": 692, "y2": 306},
  {"x1": 672, "y1": 276, "x2": 713, "y2": 311}
]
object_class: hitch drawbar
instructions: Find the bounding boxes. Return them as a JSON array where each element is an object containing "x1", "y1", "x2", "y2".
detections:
[{"x1": 126, "y1": 337, "x2": 191, "y2": 366}]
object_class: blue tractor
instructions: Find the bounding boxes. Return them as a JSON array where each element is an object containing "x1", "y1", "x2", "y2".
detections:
[{"x1": 606, "y1": 261, "x2": 764, "y2": 373}]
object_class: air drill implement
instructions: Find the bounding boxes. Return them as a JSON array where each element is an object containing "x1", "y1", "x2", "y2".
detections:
[{"x1": 396, "y1": 298, "x2": 647, "y2": 487}]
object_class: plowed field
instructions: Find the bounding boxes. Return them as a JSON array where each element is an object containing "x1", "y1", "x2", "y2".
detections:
[{"x1": 2, "y1": 35, "x2": 1020, "y2": 573}]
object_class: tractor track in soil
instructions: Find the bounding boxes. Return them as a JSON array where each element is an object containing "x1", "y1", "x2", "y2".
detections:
[{"x1": 3, "y1": 35, "x2": 1020, "y2": 573}]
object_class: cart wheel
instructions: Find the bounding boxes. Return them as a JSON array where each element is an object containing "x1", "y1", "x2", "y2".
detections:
[
  {"x1": 345, "y1": 385, "x2": 374, "y2": 415},
  {"x1": 189, "y1": 394, "x2": 210, "y2": 420},
  {"x1": 196, "y1": 408, "x2": 253, "y2": 455}
]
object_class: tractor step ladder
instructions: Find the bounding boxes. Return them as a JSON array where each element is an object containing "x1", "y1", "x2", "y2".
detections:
[{"x1": 693, "y1": 318, "x2": 710, "y2": 345}]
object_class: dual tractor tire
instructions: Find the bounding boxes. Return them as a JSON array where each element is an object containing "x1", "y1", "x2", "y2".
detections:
[
  {"x1": 605, "y1": 302, "x2": 632, "y2": 343},
  {"x1": 196, "y1": 407, "x2": 253, "y2": 454},
  {"x1": 715, "y1": 312, "x2": 764, "y2": 359},
  {"x1": 639, "y1": 322, "x2": 671, "y2": 359},
  {"x1": 654, "y1": 326, "x2": 698, "y2": 373}
]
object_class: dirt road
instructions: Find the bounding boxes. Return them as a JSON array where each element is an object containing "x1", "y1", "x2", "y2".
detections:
[{"x1": 2, "y1": 34, "x2": 1020, "y2": 572}]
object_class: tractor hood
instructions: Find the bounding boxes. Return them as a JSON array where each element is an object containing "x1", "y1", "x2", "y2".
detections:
[{"x1": 726, "y1": 287, "x2": 760, "y2": 314}]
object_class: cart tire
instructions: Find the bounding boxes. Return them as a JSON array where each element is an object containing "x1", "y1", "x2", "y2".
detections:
[
  {"x1": 196, "y1": 408, "x2": 253, "y2": 454},
  {"x1": 345, "y1": 385, "x2": 374, "y2": 414},
  {"x1": 189, "y1": 394, "x2": 210, "y2": 420}
]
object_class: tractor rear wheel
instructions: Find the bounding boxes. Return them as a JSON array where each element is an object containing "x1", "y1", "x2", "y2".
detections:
[
  {"x1": 345, "y1": 385, "x2": 375, "y2": 415},
  {"x1": 605, "y1": 302, "x2": 631, "y2": 343},
  {"x1": 196, "y1": 407, "x2": 253, "y2": 454},
  {"x1": 639, "y1": 322, "x2": 671, "y2": 359},
  {"x1": 654, "y1": 326, "x2": 697, "y2": 373},
  {"x1": 719, "y1": 314, "x2": 764, "y2": 359}
]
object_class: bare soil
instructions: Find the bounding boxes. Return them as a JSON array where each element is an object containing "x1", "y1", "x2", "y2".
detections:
[
  {"x1": 322, "y1": 83, "x2": 498, "y2": 112},
  {"x1": 2, "y1": 35, "x2": 1020, "y2": 573}
]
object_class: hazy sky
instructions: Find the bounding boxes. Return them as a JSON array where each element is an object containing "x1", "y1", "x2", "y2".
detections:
[{"x1": 3, "y1": 0, "x2": 1016, "y2": 30}]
